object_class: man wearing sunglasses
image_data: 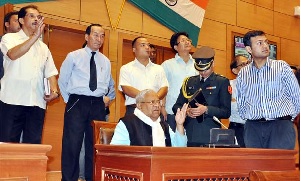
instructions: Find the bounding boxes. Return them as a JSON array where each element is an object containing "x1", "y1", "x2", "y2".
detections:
[{"x1": 111, "y1": 89, "x2": 188, "y2": 146}]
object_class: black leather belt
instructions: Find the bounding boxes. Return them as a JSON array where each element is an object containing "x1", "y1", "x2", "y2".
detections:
[
  {"x1": 126, "y1": 104, "x2": 136, "y2": 108},
  {"x1": 248, "y1": 115, "x2": 292, "y2": 122},
  {"x1": 229, "y1": 122, "x2": 244, "y2": 127}
]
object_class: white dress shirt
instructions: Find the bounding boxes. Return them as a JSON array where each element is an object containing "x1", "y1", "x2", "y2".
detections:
[
  {"x1": 118, "y1": 58, "x2": 168, "y2": 105},
  {"x1": 0, "y1": 30, "x2": 58, "y2": 109},
  {"x1": 161, "y1": 54, "x2": 198, "y2": 114}
]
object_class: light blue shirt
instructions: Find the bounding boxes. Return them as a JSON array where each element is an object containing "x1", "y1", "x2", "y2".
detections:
[
  {"x1": 161, "y1": 54, "x2": 198, "y2": 114},
  {"x1": 110, "y1": 109, "x2": 187, "y2": 147},
  {"x1": 236, "y1": 58, "x2": 300, "y2": 120},
  {"x1": 106, "y1": 74, "x2": 116, "y2": 100},
  {"x1": 229, "y1": 79, "x2": 245, "y2": 124},
  {"x1": 58, "y1": 46, "x2": 112, "y2": 102}
]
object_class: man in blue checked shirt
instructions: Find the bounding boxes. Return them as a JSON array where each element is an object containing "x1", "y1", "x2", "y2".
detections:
[{"x1": 236, "y1": 30, "x2": 300, "y2": 150}]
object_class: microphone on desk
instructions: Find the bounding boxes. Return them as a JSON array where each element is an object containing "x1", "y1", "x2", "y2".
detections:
[
  {"x1": 212, "y1": 116, "x2": 238, "y2": 145},
  {"x1": 213, "y1": 116, "x2": 228, "y2": 129}
]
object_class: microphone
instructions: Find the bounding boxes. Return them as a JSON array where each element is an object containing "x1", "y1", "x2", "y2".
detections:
[
  {"x1": 212, "y1": 116, "x2": 238, "y2": 145},
  {"x1": 213, "y1": 116, "x2": 228, "y2": 129}
]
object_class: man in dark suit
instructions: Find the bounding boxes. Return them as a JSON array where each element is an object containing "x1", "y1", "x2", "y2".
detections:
[{"x1": 173, "y1": 46, "x2": 231, "y2": 146}]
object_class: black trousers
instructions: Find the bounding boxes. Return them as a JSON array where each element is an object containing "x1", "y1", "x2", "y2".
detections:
[
  {"x1": 61, "y1": 94, "x2": 106, "y2": 181},
  {"x1": 0, "y1": 101, "x2": 45, "y2": 143},
  {"x1": 228, "y1": 122, "x2": 245, "y2": 147}
]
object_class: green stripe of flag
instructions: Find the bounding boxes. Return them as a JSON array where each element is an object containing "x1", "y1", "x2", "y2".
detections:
[
  {"x1": 128, "y1": 0, "x2": 200, "y2": 46},
  {"x1": 0, "y1": 0, "x2": 50, "y2": 7}
]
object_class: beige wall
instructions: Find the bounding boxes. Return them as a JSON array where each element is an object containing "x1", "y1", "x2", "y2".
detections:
[
  {"x1": 13, "y1": 0, "x2": 300, "y2": 111},
  {"x1": 8, "y1": 0, "x2": 300, "y2": 170},
  {"x1": 13, "y1": 0, "x2": 300, "y2": 77}
]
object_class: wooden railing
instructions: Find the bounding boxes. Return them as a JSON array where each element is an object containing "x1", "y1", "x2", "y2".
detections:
[{"x1": 0, "y1": 143, "x2": 51, "y2": 181}]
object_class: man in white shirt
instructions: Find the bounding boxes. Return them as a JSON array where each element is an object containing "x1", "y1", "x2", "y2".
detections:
[
  {"x1": 0, "y1": 5, "x2": 59, "y2": 143},
  {"x1": 161, "y1": 32, "x2": 198, "y2": 131},
  {"x1": 111, "y1": 89, "x2": 188, "y2": 146},
  {"x1": 118, "y1": 36, "x2": 168, "y2": 116}
]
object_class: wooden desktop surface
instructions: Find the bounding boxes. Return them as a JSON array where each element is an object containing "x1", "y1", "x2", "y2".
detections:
[{"x1": 95, "y1": 145, "x2": 297, "y2": 181}]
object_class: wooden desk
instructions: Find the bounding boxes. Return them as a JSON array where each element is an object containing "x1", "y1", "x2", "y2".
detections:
[
  {"x1": 95, "y1": 145, "x2": 297, "y2": 181},
  {"x1": 0, "y1": 143, "x2": 52, "y2": 181}
]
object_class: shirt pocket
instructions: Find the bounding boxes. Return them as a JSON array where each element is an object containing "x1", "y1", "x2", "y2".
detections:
[{"x1": 266, "y1": 80, "x2": 282, "y2": 99}]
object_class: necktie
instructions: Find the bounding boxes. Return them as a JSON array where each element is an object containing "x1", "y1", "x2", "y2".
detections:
[
  {"x1": 201, "y1": 77, "x2": 205, "y2": 83},
  {"x1": 89, "y1": 52, "x2": 97, "y2": 91}
]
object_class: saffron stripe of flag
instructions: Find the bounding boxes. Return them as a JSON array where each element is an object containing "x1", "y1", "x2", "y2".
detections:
[{"x1": 128, "y1": 0, "x2": 208, "y2": 46}]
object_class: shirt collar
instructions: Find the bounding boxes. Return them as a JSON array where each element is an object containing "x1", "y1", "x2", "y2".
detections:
[
  {"x1": 133, "y1": 58, "x2": 153, "y2": 67},
  {"x1": 200, "y1": 72, "x2": 214, "y2": 82},
  {"x1": 84, "y1": 46, "x2": 99, "y2": 55},
  {"x1": 175, "y1": 53, "x2": 194, "y2": 63},
  {"x1": 18, "y1": 29, "x2": 29, "y2": 39},
  {"x1": 134, "y1": 108, "x2": 160, "y2": 127},
  {"x1": 250, "y1": 57, "x2": 272, "y2": 70}
]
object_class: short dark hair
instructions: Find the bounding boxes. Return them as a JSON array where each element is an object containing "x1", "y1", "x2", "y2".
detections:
[
  {"x1": 132, "y1": 36, "x2": 145, "y2": 48},
  {"x1": 149, "y1": 44, "x2": 156, "y2": 49},
  {"x1": 170, "y1": 32, "x2": 189, "y2": 52},
  {"x1": 4, "y1": 11, "x2": 18, "y2": 31},
  {"x1": 82, "y1": 41, "x2": 87, "y2": 48},
  {"x1": 290, "y1": 65, "x2": 298, "y2": 71},
  {"x1": 18, "y1": 5, "x2": 39, "y2": 27},
  {"x1": 243, "y1": 30, "x2": 265, "y2": 47},
  {"x1": 85, "y1": 24, "x2": 102, "y2": 35},
  {"x1": 230, "y1": 55, "x2": 247, "y2": 69},
  {"x1": 18, "y1": 5, "x2": 39, "y2": 19}
]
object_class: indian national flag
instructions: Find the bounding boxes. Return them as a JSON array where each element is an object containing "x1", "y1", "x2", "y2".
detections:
[
  {"x1": 128, "y1": 0, "x2": 209, "y2": 46},
  {"x1": 0, "y1": 0, "x2": 50, "y2": 6}
]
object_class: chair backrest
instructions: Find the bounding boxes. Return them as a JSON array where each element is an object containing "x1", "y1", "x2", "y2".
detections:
[
  {"x1": 92, "y1": 121, "x2": 117, "y2": 181},
  {"x1": 92, "y1": 121, "x2": 117, "y2": 145},
  {"x1": 249, "y1": 170, "x2": 300, "y2": 181}
]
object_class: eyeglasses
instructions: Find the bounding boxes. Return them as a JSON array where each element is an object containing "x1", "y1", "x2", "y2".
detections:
[
  {"x1": 25, "y1": 13, "x2": 43, "y2": 20},
  {"x1": 176, "y1": 38, "x2": 192, "y2": 45},
  {"x1": 236, "y1": 61, "x2": 250, "y2": 68},
  {"x1": 140, "y1": 100, "x2": 161, "y2": 105},
  {"x1": 150, "y1": 50, "x2": 156, "y2": 55}
]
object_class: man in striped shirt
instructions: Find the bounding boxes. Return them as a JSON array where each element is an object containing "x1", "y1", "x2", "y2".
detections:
[{"x1": 236, "y1": 30, "x2": 300, "y2": 150}]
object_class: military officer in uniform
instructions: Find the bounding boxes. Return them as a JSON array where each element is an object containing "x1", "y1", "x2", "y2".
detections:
[{"x1": 173, "y1": 46, "x2": 231, "y2": 146}]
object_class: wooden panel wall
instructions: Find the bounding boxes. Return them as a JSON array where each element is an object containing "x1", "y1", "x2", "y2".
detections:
[{"x1": 2, "y1": 0, "x2": 299, "y2": 171}]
